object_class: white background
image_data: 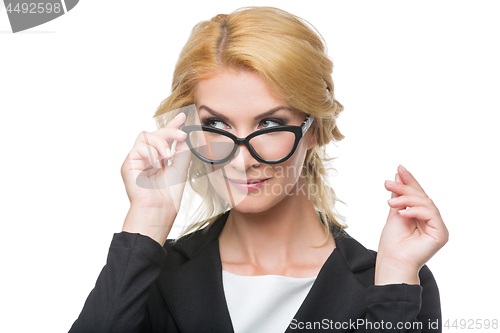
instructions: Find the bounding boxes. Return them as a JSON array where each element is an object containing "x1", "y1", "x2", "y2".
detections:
[{"x1": 1, "y1": 1, "x2": 499, "y2": 332}]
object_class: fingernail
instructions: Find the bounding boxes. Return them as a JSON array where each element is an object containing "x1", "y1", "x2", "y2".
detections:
[
  {"x1": 399, "y1": 165, "x2": 408, "y2": 173},
  {"x1": 388, "y1": 197, "x2": 398, "y2": 203},
  {"x1": 155, "y1": 160, "x2": 161, "y2": 168},
  {"x1": 165, "y1": 147, "x2": 172, "y2": 158},
  {"x1": 176, "y1": 129, "x2": 186, "y2": 136},
  {"x1": 385, "y1": 180, "x2": 397, "y2": 186}
]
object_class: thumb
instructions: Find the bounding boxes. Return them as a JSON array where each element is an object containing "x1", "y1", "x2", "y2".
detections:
[{"x1": 165, "y1": 140, "x2": 192, "y2": 185}]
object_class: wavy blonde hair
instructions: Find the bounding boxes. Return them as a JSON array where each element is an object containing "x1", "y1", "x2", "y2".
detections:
[{"x1": 153, "y1": 6, "x2": 346, "y2": 238}]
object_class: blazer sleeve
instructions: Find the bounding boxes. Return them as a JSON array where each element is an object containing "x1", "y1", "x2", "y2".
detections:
[
  {"x1": 68, "y1": 232, "x2": 168, "y2": 333},
  {"x1": 364, "y1": 265, "x2": 441, "y2": 332}
]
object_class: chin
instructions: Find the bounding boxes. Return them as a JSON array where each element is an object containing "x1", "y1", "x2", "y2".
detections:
[{"x1": 227, "y1": 195, "x2": 282, "y2": 214}]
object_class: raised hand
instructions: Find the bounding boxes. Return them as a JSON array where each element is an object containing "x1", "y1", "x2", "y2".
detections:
[
  {"x1": 120, "y1": 111, "x2": 191, "y2": 245},
  {"x1": 375, "y1": 165, "x2": 449, "y2": 285}
]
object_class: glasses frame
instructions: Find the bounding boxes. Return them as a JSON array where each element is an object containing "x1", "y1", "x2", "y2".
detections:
[{"x1": 181, "y1": 115, "x2": 315, "y2": 165}]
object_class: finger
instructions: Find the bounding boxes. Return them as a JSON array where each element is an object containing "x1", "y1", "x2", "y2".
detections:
[
  {"x1": 398, "y1": 207, "x2": 434, "y2": 221},
  {"x1": 391, "y1": 173, "x2": 400, "y2": 198},
  {"x1": 385, "y1": 179, "x2": 423, "y2": 197},
  {"x1": 153, "y1": 112, "x2": 189, "y2": 158},
  {"x1": 167, "y1": 139, "x2": 191, "y2": 167},
  {"x1": 398, "y1": 207, "x2": 447, "y2": 243},
  {"x1": 145, "y1": 130, "x2": 187, "y2": 160},
  {"x1": 397, "y1": 165, "x2": 428, "y2": 197},
  {"x1": 162, "y1": 140, "x2": 192, "y2": 186},
  {"x1": 395, "y1": 172, "x2": 402, "y2": 184},
  {"x1": 402, "y1": 201, "x2": 446, "y2": 233},
  {"x1": 133, "y1": 142, "x2": 163, "y2": 169},
  {"x1": 141, "y1": 131, "x2": 170, "y2": 164},
  {"x1": 386, "y1": 172, "x2": 425, "y2": 218},
  {"x1": 387, "y1": 173, "x2": 401, "y2": 219},
  {"x1": 388, "y1": 194, "x2": 436, "y2": 211},
  {"x1": 159, "y1": 129, "x2": 188, "y2": 161},
  {"x1": 155, "y1": 112, "x2": 187, "y2": 135},
  {"x1": 134, "y1": 130, "x2": 187, "y2": 161}
]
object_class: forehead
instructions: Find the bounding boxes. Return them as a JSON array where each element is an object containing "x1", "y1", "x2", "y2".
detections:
[{"x1": 194, "y1": 69, "x2": 299, "y2": 119}]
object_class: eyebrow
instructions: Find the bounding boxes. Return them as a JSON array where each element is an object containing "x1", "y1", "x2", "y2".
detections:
[{"x1": 198, "y1": 105, "x2": 294, "y2": 122}]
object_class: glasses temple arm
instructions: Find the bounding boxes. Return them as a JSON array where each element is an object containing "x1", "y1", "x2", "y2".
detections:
[{"x1": 302, "y1": 115, "x2": 315, "y2": 136}]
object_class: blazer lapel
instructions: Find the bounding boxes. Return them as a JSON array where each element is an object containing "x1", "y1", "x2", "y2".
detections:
[
  {"x1": 157, "y1": 210, "x2": 377, "y2": 333},
  {"x1": 286, "y1": 229, "x2": 377, "y2": 333},
  {"x1": 158, "y1": 212, "x2": 234, "y2": 333}
]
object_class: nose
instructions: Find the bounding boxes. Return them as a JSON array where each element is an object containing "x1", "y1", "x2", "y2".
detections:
[{"x1": 229, "y1": 143, "x2": 260, "y2": 171}]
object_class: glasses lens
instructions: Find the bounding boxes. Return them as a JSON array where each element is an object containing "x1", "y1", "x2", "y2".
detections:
[
  {"x1": 189, "y1": 129, "x2": 296, "y2": 163},
  {"x1": 188, "y1": 130, "x2": 234, "y2": 161},
  {"x1": 248, "y1": 131, "x2": 296, "y2": 162}
]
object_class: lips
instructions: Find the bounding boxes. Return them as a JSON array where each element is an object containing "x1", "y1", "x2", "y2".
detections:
[
  {"x1": 225, "y1": 177, "x2": 271, "y2": 192},
  {"x1": 226, "y1": 178, "x2": 270, "y2": 184}
]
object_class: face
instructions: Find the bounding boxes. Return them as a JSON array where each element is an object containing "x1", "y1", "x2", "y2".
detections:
[{"x1": 193, "y1": 68, "x2": 317, "y2": 214}]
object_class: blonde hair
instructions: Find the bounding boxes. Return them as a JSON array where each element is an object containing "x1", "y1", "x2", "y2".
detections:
[{"x1": 153, "y1": 6, "x2": 346, "y2": 238}]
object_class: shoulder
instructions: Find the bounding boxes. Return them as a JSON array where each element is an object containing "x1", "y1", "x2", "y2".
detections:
[
  {"x1": 164, "y1": 226, "x2": 212, "y2": 256},
  {"x1": 161, "y1": 211, "x2": 230, "y2": 264}
]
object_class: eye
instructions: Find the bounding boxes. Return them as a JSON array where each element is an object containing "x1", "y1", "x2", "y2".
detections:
[
  {"x1": 260, "y1": 118, "x2": 285, "y2": 128},
  {"x1": 201, "y1": 117, "x2": 286, "y2": 131},
  {"x1": 202, "y1": 118, "x2": 228, "y2": 130}
]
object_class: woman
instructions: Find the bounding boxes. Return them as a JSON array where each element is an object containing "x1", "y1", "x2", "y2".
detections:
[{"x1": 69, "y1": 6, "x2": 448, "y2": 333}]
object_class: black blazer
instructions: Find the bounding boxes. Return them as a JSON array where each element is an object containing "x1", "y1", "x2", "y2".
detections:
[{"x1": 69, "y1": 211, "x2": 441, "y2": 332}]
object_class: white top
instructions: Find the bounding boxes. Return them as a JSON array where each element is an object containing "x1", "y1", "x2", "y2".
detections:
[{"x1": 222, "y1": 270, "x2": 317, "y2": 333}]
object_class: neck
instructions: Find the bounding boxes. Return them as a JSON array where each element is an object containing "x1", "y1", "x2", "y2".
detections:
[{"x1": 219, "y1": 177, "x2": 335, "y2": 277}]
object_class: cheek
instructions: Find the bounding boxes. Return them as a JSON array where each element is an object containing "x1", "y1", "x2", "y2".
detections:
[
  {"x1": 206, "y1": 167, "x2": 251, "y2": 206},
  {"x1": 271, "y1": 153, "x2": 306, "y2": 187},
  {"x1": 204, "y1": 165, "x2": 227, "y2": 195},
  {"x1": 283, "y1": 141, "x2": 308, "y2": 178}
]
